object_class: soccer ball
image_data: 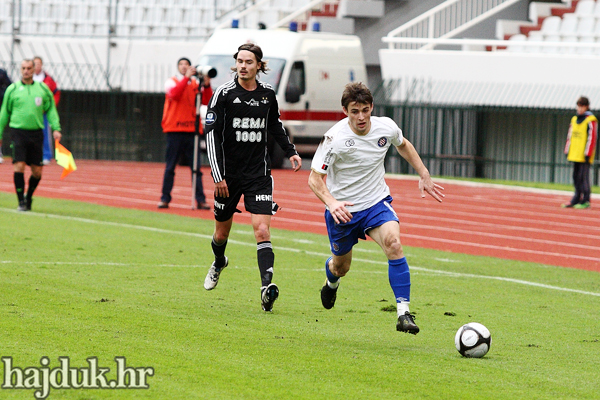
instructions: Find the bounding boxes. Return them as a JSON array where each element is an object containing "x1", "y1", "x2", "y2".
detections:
[{"x1": 455, "y1": 322, "x2": 491, "y2": 358}]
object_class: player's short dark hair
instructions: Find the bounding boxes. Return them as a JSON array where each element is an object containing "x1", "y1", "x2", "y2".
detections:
[
  {"x1": 341, "y1": 82, "x2": 373, "y2": 109},
  {"x1": 231, "y1": 43, "x2": 269, "y2": 75},
  {"x1": 21, "y1": 59, "x2": 34, "y2": 67},
  {"x1": 577, "y1": 96, "x2": 590, "y2": 107}
]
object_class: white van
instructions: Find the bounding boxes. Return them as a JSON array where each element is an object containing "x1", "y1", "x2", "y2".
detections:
[{"x1": 197, "y1": 27, "x2": 367, "y2": 167}]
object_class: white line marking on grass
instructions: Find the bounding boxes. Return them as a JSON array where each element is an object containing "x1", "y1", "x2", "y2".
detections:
[
  {"x1": 409, "y1": 266, "x2": 600, "y2": 298},
  {"x1": 3, "y1": 207, "x2": 599, "y2": 297}
]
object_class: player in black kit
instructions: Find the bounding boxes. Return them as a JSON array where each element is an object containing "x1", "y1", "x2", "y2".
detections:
[{"x1": 203, "y1": 43, "x2": 302, "y2": 312}]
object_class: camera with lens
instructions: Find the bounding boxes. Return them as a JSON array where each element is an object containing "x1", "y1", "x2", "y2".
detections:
[{"x1": 194, "y1": 65, "x2": 217, "y2": 79}]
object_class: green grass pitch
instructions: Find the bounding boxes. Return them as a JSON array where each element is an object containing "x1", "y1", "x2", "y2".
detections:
[{"x1": 1, "y1": 192, "x2": 599, "y2": 399}]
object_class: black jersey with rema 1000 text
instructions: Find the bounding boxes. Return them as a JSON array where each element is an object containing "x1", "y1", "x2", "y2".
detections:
[{"x1": 205, "y1": 78, "x2": 297, "y2": 182}]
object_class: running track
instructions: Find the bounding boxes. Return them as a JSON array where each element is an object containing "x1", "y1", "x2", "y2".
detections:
[{"x1": 2, "y1": 160, "x2": 599, "y2": 272}]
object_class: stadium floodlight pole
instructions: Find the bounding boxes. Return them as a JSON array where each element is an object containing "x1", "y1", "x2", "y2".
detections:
[{"x1": 191, "y1": 77, "x2": 201, "y2": 210}]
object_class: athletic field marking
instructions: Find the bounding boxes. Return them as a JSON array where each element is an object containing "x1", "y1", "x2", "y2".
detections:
[{"x1": 2, "y1": 207, "x2": 599, "y2": 298}]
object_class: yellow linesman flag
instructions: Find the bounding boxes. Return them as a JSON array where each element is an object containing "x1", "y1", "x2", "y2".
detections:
[{"x1": 54, "y1": 140, "x2": 77, "y2": 179}]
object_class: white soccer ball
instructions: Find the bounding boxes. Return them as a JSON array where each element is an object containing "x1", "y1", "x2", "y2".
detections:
[{"x1": 455, "y1": 322, "x2": 491, "y2": 358}]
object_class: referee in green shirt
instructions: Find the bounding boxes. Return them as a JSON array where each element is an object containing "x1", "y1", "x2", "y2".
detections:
[{"x1": 0, "y1": 59, "x2": 62, "y2": 211}]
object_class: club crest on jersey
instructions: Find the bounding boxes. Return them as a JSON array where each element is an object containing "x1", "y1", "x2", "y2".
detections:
[
  {"x1": 245, "y1": 99, "x2": 260, "y2": 106},
  {"x1": 261, "y1": 97, "x2": 269, "y2": 104},
  {"x1": 35, "y1": 97, "x2": 42, "y2": 106},
  {"x1": 205, "y1": 112, "x2": 216, "y2": 125},
  {"x1": 377, "y1": 137, "x2": 387, "y2": 147},
  {"x1": 345, "y1": 139, "x2": 355, "y2": 147},
  {"x1": 332, "y1": 243, "x2": 340, "y2": 252}
]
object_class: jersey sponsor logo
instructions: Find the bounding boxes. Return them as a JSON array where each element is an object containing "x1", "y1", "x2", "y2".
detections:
[
  {"x1": 345, "y1": 139, "x2": 355, "y2": 147},
  {"x1": 378, "y1": 137, "x2": 388, "y2": 147},
  {"x1": 205, "y1": 112, "x2": 216, "y2": 125},
  {"x1": 232, "y1": 118, "x2": 265, "y2": 129},
  {"x1": 233, "y1": 97, "x2": 241, "y2": 104},
  {"x1": 255, "y1": 194, "x2": 272, "y2": 202},
  {"x1": 245, "y1": 99, "x2": 260, "y2": 107},
  {"x1": 35, "y1": 97, "x2": 42, "y2": 106}
]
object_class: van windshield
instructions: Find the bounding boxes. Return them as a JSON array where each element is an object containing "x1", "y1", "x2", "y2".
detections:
[{"x1": 198, "y1": 55, "x2": 286, "y2": 92}]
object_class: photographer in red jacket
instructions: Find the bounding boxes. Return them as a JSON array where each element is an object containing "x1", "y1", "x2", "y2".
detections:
[{"x1": 158, "y1": 57, "x2": 213, "y2": 210}]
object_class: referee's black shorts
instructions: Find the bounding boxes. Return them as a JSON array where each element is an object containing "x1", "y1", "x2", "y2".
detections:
[
  {"x1": 10, "y1": 128, "x2": 44, "y2": 166},
  {"x1": 213, "y1": 175, "x2": 278, "y2": 222}
]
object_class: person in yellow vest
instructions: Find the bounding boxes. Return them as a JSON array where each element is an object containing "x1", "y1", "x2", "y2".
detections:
[{"x1": 562, "y1": 96, "x2": 597, "y2": 209}]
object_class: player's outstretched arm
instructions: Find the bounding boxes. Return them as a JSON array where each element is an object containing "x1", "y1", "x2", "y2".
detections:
[
  {"x1": 308, "y1": 170, "x2": 353, "y2": 223},
  {"x1": 396, "y1": 139, "x2": 445, "y2": 203}
]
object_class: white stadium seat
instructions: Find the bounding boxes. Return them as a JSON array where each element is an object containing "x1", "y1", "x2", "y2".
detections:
[
  {"x1": 558, "y1": 13, "x2": 578, "y2": 37},
  {"x1": 540, "y1": 16, "x2": 561, "y2": 35},
  {"x1": 526, "y1": 30, "x2": 544, "y2": 53},
  {"x1": 595, "y1": 1, "x2": 600, "y2": 19},
  {"x1": 577, "y1": 36, "x2": 596, "y2": 55},
  {"x1": 595, "y1": 19, "x2": 600, "y2": 38},
  {"x1": 560, "y1": 35, "x2": 578, "y2": 54},
  {"x1": 575, "y1": 0, "x2": 595, "y2": 16},
  {"x1": 507, "y1": 33, "x2": 526, "y2": 52},
  {"x1": 542, "y1": 34, "x2": 561, "y2": 53},
  {"x1": 577, "y1": 15, "x2": 596, "y2": 38}
]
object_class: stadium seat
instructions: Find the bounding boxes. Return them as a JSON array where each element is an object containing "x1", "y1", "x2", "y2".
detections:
[
  {"x1": 165, "y1": 7, "x2": 183, "y2": 25},
  {"x1": 0, "y1": 18, "x2": 10, "y2": 35},
  {"x1": 558, "y1": 13, "x2": 578, "y2": 37},
  {"x1": 560, "y1": 35, "x2": 578, "y2": 54},
  {"x1": 56, "y1": 22, "x2": 75, "y2": 36},
  {"x1": 168, "y1": 26, "x2": 188, "y2": 38},
  {"x1": 577, "y1": 35, "x2": 596, "y2": 54},
  {"x1": 595, "y1": 18, "x2": 600, "y2": 38},
  {"x1": 575, "y1": 0, "x2": 595, "y2": 17},
  {"x1": 507, "y1": 33, "x2": 527, "y2": 52},
  {"x1": 542, "y1": 34, "x2": 561, "y2": 53},
  {"x1": 540, "y1": 16, "x2": 561, "y2": 37},
  {"x1": 577, "y1": 15, "x2": 596, "y2": 38},
  {"x1": 526, "y1": 31, "x2": 544, "y2": 53}
]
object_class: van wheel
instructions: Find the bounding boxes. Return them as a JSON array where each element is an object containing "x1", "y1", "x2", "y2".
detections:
[{"x1": 268, "y1": 136, "x2": 285, "y2": 169}]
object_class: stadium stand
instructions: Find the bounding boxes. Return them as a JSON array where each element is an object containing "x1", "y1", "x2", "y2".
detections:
[
  {"x1": 379, "y1": 0, "x2": 600, "y2": 109},
  {"x1": 0, "y1": 0, "x2": 345, "y2": 91},
  {"x1": 2, "y1": 0, "x2": 340, "y2": 39}
]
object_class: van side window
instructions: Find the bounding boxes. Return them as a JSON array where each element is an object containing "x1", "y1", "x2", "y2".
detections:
[{"x1": 285, "y1": 61, "x2": 305, "y2": 103}]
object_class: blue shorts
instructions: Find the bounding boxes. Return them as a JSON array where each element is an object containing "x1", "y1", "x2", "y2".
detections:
[{"x1": 325, "y1": 196, "x2": 399, "y2": 256}]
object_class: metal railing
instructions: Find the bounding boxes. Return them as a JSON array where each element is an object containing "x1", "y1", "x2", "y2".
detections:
[{"x1": 385, "y1": 0, "x2": 523, "y2": 50}]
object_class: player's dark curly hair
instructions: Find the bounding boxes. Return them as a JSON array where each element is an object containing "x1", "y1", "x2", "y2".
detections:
[
  {"x1": 341, "y1": 82, "x2": 373, "y2": 109},
  {"x1": 231, "y1": 43, "x2": 270, "y2": 75}
]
